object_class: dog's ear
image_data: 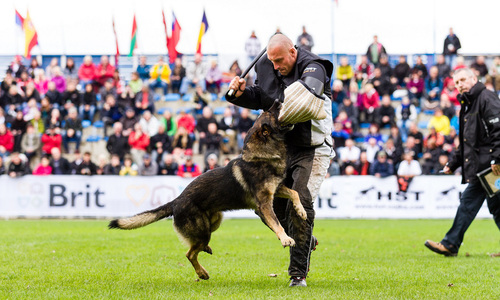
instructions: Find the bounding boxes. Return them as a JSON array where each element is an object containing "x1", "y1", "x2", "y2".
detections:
[{"x1": 267, "y1": 99, "x2": 282, "y2": 117}]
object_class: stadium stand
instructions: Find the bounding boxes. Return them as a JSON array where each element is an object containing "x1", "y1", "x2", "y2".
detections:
[{"x1": 0, "y1": 52, "x2": 496, "y2": 178}]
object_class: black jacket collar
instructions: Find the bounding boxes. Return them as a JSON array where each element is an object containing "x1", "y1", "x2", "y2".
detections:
[{"x1": 461, "y1": 81, "x2": 485, "y2": 106}]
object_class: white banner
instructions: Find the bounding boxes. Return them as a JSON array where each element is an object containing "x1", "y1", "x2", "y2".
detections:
[
  {"x1": 0, "y1": 175, "x2": 491, "y2": 219},
  {"x1": 316, "y1": 176, "x2": 490, "y2": 219}
]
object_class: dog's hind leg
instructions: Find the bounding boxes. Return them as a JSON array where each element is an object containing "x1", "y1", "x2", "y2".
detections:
[
  {"x1": 186, "y1": 243, "x2": 210, "y2": 280},
  {"x1": 175, "y1": 213, "x2": 213, "y2": 280},
  {"x1": 209, "y1": 212, "x2": 223, "y2": 232},
  {"x1": 275, "y1": 185, "x2": 307, "y2": 220},
  {"x1": 202, "y1": 212, "x2": 223, "y2": 255}
]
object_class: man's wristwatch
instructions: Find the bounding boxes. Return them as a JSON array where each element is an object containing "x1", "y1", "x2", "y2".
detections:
[{"x1": 491, "y1": 160, "x2": 496, "y2": 165}]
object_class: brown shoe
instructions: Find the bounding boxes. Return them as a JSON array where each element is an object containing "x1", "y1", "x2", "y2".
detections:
[{"x1": 425, "y1": 240, "x2": 457, "y2": 256}]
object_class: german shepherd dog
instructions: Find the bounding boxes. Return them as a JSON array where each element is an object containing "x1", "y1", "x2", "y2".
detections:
[{"x1": 109, "y1": 101, "x2": 306, "y2": 280}]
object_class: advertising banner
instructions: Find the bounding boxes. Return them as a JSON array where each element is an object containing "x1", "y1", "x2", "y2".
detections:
[{"x1": 0, "y1": 175, "x2": 490, "y2": 219}]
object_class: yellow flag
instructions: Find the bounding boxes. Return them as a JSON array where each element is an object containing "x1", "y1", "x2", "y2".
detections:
[{"x1": 23, "y1": 10, "x2": 38, "y2": 58}]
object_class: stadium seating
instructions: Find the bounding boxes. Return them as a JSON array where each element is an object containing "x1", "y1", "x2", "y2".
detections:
[{"x1": 164, "y1": 93, "x2": 180, "y2": 102}]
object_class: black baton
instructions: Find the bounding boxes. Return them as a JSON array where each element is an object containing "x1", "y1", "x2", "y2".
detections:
[{"x1": 227, "y1": 47, "x2": 267, "y2": 97}]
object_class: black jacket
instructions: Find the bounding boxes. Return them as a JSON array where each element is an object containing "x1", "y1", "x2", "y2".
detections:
[
  {"x1": 50, "y1": 157, "x2": 72, "y2": 175},
  {"x1": 150, "y1": 132, "x2": 172, "y2": 153},
  {"x1": 62, "y1": 90, "x2": 81, "y2": 107},
  {"x1": 393, "y1": 63, "x2": 410, "y2": 81},
  {"x1": 81, "y1": 91, "x2": 97, "y2": 106},
  {"x1": 236, "y1": 117, "x2": 254, "y2": 133},
  {"x1": 196, "y1": 116, "x2": 217, "y2": 134},
  {"x1": 375, "y1": 104, "x2": 395, "y2": 126},
  {"x1": 436, "y1": 63, "x2": 451, "y2": 79},
  {"x1": 0, "y1": 92, "x2": 24, "y2": 108},
  {"x1": 443, "y1": 34, "x2": 461, "y2": 55},
  {"x1": 103, "y1": 163, "x2": 121, "y2": 175},
  {"x1": 8, "y1": 161, "x2": 30, "y2": 177},
  {"x1": 64, "y1": 117, "x2": 83, "y2": 132},
  {"x1": 106, "y1": 134, "x2": 130, "y2": 160},
  {"x1": 448, "y1": 82, "x2": 500, "y2": 183},
  {"x1": 76, "y1": 161, "x2": 98, "y2": 175}
]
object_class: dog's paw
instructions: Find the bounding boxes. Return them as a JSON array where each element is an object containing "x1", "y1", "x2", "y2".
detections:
[
  {"x1": 197, "y1": 269, "x2": 210, "y2": 280},
  {"x1": 295, "y1": 206, "x2": 307, "y2": 220},
  {"x1": 280, "y1": 236, "x2": 296, "y2": 247}
]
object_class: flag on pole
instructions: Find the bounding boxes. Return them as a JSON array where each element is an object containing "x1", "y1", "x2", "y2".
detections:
[
  {"x1": 129, "y1": 14, "x2": 138, "y2": 57},
  {"x1": 23, "y1": 10, "x2": 38, "y2": 59},
  {"x1": 112, "y1": 16, "x2": 120, "y2": 67},
  {"x1": 162, "y1": 9, "x2": 168, "y2": 50},
  {"x1": 167, "y1": 12, "x2": 181, "y2": 64},
  {"x1": 196, "y1": 10, "x2": 209, "y2": 54},
  {"x1": 15, "y1": 9, "x2": 24, "y2": 29}
]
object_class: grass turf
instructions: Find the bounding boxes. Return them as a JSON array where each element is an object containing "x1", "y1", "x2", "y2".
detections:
[{"x1": 1, "y1": 218, "x2": 500, "y2": 299}]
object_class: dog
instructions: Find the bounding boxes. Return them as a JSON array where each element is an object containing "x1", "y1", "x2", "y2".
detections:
[{"x1": 109, "y1": 100, "x2": 307, "y2": 280}]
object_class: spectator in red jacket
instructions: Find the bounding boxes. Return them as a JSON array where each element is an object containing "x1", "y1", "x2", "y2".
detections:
[
  {"x1": 361, "y1": 83, "x2": 380, "y2": 123},
  {"x1": 32, "y1": 155, "x2": 53, "y2": 175},
  {"x1": 356, "y1": 55, "x2": 373, "y2": 79},
  {"x1": 78, "y1": 55, "x2": 96, "y2": 87},
  {"x1": 441, "y1": 79, "x2": 460, "y2": 107},
  {"x1": 0, "y1": 123, "x2": 14, "y2": 158},
  {"x1": 128, "y1": 123, "x2": 150, "y2": 164},
  {"x1": 41, "y1": 125, "x2": 62, "y2": 155},
  {"x1": 94, "y1": 55, "x2": 115, "y2": 88},
  {"x1": 176, "y1": 108, "x2": 196, "y2": 135},
  {"x1": 177, "y1": 155, "x2": 201, "y2": 178}
]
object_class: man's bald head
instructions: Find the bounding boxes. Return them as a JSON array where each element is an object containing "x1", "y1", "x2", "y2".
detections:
[
  {"x1": 268, "y1": 34, "x2": 294, "y2": 51},
  {"x1": 266, "y1": 34, "x2": 297, "y2": 76}
]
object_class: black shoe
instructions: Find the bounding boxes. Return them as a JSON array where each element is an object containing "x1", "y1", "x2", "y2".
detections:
[{"x1": 289, "y1": 276, "x2": 307, "y2": 287}]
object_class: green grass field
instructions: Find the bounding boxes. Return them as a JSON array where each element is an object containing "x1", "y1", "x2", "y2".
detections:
[{"x1": 2, "y1": 218, "x2": 500, "y2": 299}]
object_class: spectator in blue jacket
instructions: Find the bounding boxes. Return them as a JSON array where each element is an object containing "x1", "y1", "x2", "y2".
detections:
[
  {"x1": 136, "y1": 56, "x2": 150, "y2": 81},
  {"x1": 369, "y1": 150, "x2": 394, "y2": 178},
  {"x1": 423, "y1": 66, "x2": 443, "y2": 110},
  {"x1": 101, "y1": 94, "x2": 123, "y2": 136}
]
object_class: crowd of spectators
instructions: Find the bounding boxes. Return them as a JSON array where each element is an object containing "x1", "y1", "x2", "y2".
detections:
[
  {"x1": 0, "y1": 54, "x2": 252, "y2": 178},
  {"x1": 1, "y1": 32, "x2": 500, "y2": 180},
  {"x1": 329, "y1": 36, "x2": 500, "y2": 179}
]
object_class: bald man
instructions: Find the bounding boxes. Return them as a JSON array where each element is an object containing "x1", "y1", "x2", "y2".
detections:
[{"x1": 226, "y1": 33, "x2": 334, "y2": 287}]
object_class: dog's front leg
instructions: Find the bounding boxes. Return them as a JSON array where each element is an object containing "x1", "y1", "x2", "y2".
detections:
[
  {"x1": 275, "y1": 185, "x2": 307, "y2": 220},
  {"x1": 255, "y1": 193, "x2": 295, "y2": 247}
]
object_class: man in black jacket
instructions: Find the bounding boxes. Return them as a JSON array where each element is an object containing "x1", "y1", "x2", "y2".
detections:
[
  {"x1": 7, "y1": 152, "x2": 30, "y2": 177},
  {"x1": 106, "y1": 122, "x2": 130, "y2": 161},
  {"x1": 425, "y1": 68, "x2": 500, "y2": 256},
  {"x1": 50, "y1": 147, "x2": 72, "y2": 174},
  {"x1": 227, "y1": 33, "x2": 334, "y2": 287},
  {"x1": 76, "y1": 151, "x2": 97, "y2": 175},
  {"x1": 443, "y1": 27, "x2": 461, "y2": 68},
  {"x1": 150, "y1": 124, "x2": 172, "y2": 164},
  {"x1": 375, "y1": 95, "x2": 396, "y2": 128},
  {"x1": 196, "y1": 106, "x2": 217, "y2": 154},
  {"x1": 62, "y1": 108, "x2": 83, "y2": 153}
]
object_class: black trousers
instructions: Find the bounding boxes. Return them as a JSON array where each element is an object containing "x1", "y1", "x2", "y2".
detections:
[
  {"x1": 273, "y1": 144, "x2": 330, "y2": 277},
  {"x1": 441, "y1": 180, "x2": 500, "y2": 253}
]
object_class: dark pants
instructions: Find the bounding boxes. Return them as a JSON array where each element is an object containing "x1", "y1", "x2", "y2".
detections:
[
  {"x1": 273, "y1": 146, "x2": 317, "y2": 278},
  {"x1": 441, "y1": 180, "x2": 500, "y2": 253}
]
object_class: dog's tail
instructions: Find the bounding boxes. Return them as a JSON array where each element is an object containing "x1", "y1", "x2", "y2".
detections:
[{"x1": 108, "y1": 201, "x2": 174, "y2": 230}]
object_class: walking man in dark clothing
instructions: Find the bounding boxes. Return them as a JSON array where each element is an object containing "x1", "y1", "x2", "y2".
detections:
[{"x1": 425, "y1": 68, "x2": 500, "y2": 256}]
